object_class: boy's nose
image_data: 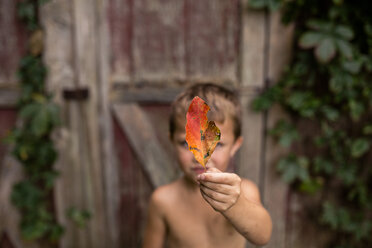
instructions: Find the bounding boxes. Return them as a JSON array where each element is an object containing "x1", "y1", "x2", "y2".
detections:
[{"x1": 191, "y1": 156, "x2": 198, "y2": 164}]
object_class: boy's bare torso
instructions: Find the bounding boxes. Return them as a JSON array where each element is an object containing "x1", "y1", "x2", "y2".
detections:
[{"x1": 158, "y1": 178, "x2": 246, "y2": 248}]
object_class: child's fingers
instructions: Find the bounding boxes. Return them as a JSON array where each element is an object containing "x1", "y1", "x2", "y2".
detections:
[
  {"x1": 200, "y1": 181, "x2": 234, "y2": 195},
  {"x1": 200, "y1": 190, "x2": 227, "y2": 212},
  {"x1": 200, "y1": 185, "x2": 229, "y2": 203},
  {"x1": 197, "y1": 172, "x2": 241, "y2": 185}
]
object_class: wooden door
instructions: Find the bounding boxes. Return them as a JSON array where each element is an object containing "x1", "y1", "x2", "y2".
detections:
[
  {"x1": 41, "y1": 0, "x2": 294, "y2": 247},
  {"x1": 0, "y1": 0, "x2": 299, "y2": 247}
]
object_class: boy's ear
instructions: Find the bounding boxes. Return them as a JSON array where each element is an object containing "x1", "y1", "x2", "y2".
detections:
[{"x1": 230, "y1": 136, "x2": 243, "y2": 157}]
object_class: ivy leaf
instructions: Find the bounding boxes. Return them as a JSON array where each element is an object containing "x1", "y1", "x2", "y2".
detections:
[
  {"x1": 299, "y1": 177, "x2": 323, "y2": 194},
  {"x1": 42, "y1": 170, "x2": 60, "y2": 189},
  {"x1": 32, "y1": 105, "x2": 49, "y2": 137},
  {"x1": 270, "y1": 120, "x2": 299, "y2": 147},
  {"x1": 363, "y1": 125, "x2": 372, "y2": 135},
  {"x1": 315, "y1": 38, "x2": 336, "y2": 63},
  {"x1": 11, "y1": 181, "x2": 43, "y2": 209},
  {"x1": 185, "y1": 97, "x2": 221, "y2": 167},
  {"x1": 335, "y1": 39, "x2": 353, "y2": 59},
  {"x1": 307, "y1": 20, "x2": 333, "y2": 32},
  {"x1": 321, "y1": 202, "x2": 339, "y2": 229},
  {"x1": 348, "y1": 100, "x2": 365, "y2": 121},
  {"x1": 351, "y1": 138, "x2": 370, "y2": 158},
  {"x1": 252, "y1": 85, "x2": 281, "y2": 111},
  {"x1": 314, "y1": 156, "x2": 334, "y2": 174},
  {"x1": 248, "y1": 0, "x2": 267, "y2": 9},
  {"x1": 19, "y1": 104, "x2": 36, "y2": 119},
  {"x1": 321, "y1": 106, "x2": 340, "y2": 121},
  {"x1": 67, "y1": 207, "x2": 92, "y2": 228},
  {"x1": 334, "y1": 25, "x2": 354, "y2": 40},
  {"x1": 248, "y1": 0, "x2": 281, "y2": 11},
  {"x1": 21, "y1": 221, "x2": 49, "y2": 240},
  {"x1": 299, "y1": 32, "x2": 323, "y2": 48},
  {"x1": 348, "y1": 183, "x2": 368, "y2": 205},
  {"x1": 277, "y1": 155, "x2": 309, "y2": 183},
  {"x1": 286, "y1": 91, "x2": 320, "y2": 117},
  {"x1": 48, "y1": 224, "x2": 64, "y2": 241},
  {"x1": 38, "y1": 0, "x2": 51, "y2": 5},
  {"x1": 47, "y1": 103, "x2": 61, "y2": 127},
  {"x1": 342, "y1": 60, "x2": 362, "y2": 74}
]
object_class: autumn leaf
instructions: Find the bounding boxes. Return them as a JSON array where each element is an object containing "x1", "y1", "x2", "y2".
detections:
[{"x1": 185, "y1": 96, "x2": 221, "y2": 167}]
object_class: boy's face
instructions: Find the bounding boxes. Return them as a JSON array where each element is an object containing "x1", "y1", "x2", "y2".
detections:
[{"x1": 172, "y1": 118, "x2": 243, "y2": 183}]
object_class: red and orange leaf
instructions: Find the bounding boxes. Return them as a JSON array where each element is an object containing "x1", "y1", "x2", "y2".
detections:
[{"x1": 185, "y1": 96, "x2": 221, "y2": 167}]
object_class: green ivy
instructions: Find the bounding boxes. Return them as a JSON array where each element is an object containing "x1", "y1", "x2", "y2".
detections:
[
  {"x1": 251, "y1": 1, "x2": 372, "y2": 247},
  {"x1": 6, "y1": 0, "x2": 64, "y2": 242}
]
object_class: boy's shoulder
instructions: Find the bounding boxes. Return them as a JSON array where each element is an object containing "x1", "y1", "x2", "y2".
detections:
[{"x1": 149, "y1": 179, "x2": 184, "y2": 211}]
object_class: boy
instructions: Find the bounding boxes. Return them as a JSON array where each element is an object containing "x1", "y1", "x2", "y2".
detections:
[{"x1": 142, "y1": 83, "x2": 272, "y2": 248}]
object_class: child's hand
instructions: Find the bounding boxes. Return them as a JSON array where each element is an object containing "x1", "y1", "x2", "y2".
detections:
[{"x1": 197, "y1": 167, "x2": 241, "y2": 213}]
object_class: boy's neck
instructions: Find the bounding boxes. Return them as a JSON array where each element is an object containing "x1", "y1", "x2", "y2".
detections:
[{"x1": 181, "y1": 175, "x2": 200, "y2": 192}]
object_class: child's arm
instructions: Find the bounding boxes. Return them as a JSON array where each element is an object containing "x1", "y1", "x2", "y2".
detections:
[
  {"x1": 197, "y1": 168, "x2": 272, "y2": 245},
  {"x1": 142, "y1": 190, "x2": 166, "y2": 248}
]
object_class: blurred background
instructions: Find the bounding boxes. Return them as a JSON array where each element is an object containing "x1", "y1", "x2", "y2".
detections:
[{"x1": 1, "y1": 0, "x2": 371, "y2": 248}]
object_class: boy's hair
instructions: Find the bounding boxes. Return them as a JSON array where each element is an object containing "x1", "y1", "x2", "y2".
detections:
[{"x1": 169, "y1": 83, "x2": 241, "y2": 140}]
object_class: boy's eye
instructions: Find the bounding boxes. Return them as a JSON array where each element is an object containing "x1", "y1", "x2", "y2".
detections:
[
  {"x1": 216, "y1": 142, "x2": 223, "y2": 148},
  {"x1": 178, "y1": 140, "x2": 188, "y2": 148}
]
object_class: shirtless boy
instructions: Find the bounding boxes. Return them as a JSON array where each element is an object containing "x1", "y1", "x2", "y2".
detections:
[{"x1": 142, "y1": 83, "x2": 272, "y2": 248}]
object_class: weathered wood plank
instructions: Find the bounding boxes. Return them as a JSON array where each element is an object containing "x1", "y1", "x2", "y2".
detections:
[
  {"x1": 95, "y1": 0, "x2": 121, "y2": 247},
  {"x1": 0, "y1": 88, "x2": 19, "y2": 107},
  {"x1": 262, "y1": 105, "x2": 289, "y2": 248},
  {"x1": 286, "y1": 191, "x2": 332, "y2": 248},
  {"x1": 41, "y1": 1, "x2": 77, "y2": 247},
  {"x1": 107, "y1": 0, "x2": 133, "y2": 83},
  {"x1": 237, "y1": 93, "x2": 264, "y2": 188},
  {"x1": 70, "y1": 0, "x2": 107, "y2": 247},
  {"x1": 41, "y1": 0, "x2": 75, "y2": 102},
  {"x1": 185, "y1": 0, "x2": 239, "y2": 82},
  {"x1": 262, "y1": 10, "x2": 294, "y2": 248},
  {"x1": 237, "y1": 1, "x2": 266, "y2": 193},
  {"x1": 267, "y1": 11, "x2": 294, "y2": 86},
  {"x1": 42, "y1": 0, "x2": 108, "y2": 247},
  {"x1": 0, "y1": 109, "x2": 16, "y2": 159},
  {"x1": 111, "y1": 84, "x2": 184, "y2": 103},
  {"x1": 113, "y1": 104, "x2": 178, "y2": 187},
  {"x1": 240, "y1": 3, "x2": 266, "y2": 87},
  {"x1": 0, "y1": 0, "x2": 27, "y2": 86},
  {"x1": 132, "y1": 0, "x2": 185, "y2": 82},
  {"x1": 113, "y1": 118, "x2": 153, "y2": 247}
]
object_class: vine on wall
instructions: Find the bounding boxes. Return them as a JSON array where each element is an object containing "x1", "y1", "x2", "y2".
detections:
[
  {"x1": 6, "y1": 0, "x2": 63, "y2": 242},
  {"x1": 250, "y1": 0, "x2": 372, "y2": 247}
]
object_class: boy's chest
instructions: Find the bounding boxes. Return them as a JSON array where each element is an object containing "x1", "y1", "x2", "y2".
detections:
[{"x1": 165, "y1": 197, "x2": 245, "y2": 248}]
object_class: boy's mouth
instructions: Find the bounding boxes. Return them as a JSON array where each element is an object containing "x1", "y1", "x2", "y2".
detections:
[{"x1": 191, "y1": 166, "x2": 207, "y2": 174}]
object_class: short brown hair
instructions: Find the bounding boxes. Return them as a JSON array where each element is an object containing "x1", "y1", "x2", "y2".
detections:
[{"x1": 169, "y1": 83, "x2": 241, "y2": 140}]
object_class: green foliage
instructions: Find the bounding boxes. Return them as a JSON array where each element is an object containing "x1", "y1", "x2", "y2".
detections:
[
  {"x1": 251, "y1": 1, "x2": 372, "y2": 247},
  {"x1": 248, "y1": 0, "x2": 282, "y2": 11},
  {"x1": 277, "y1": 154, "x2": 309, "y2": 183},
  {"x1": 67, "y1": 207, "x2": 92, "y2": 228},
  {"x1": 8, "y1": 0, "x2": 64, "y2": 243}
]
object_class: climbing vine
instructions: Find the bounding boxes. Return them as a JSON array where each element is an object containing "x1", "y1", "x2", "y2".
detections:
[
  {"x1": 6, "y1": 0, "x2": 63, "y2": 242},
  {"x1": 250, "y1": 0, "x2": 372, "y2": 247}
]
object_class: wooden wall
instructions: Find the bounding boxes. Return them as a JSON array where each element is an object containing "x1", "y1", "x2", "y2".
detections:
[{"x1": 0, "y1": 0, "x2": 315, "y2": 247}]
